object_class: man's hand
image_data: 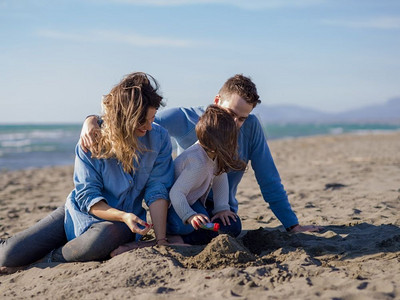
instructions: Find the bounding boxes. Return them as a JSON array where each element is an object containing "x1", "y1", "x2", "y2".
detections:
[
  {"x1": 80, "y1": 116, "x2": 101, "y2": 152},
  {"x1": 211, "y1": 210, "x2": 237, "y2": 226},
  {"x1": 187, "y1": 213, "x2": 210, "y2": 230},
  {"x1": 289, "y1": 224, "x2": 324, "y2": 233}
]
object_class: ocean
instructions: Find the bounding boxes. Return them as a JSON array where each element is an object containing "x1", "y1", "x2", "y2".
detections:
[
  {"x1": 262, "y1": 123, "x2": 400, "y2": 140},
  {"x1": 0, "y1": 124, "x2": 81, "y2": 171},
  {"x1": 1, "y1": 123, "x2": 399, "y2": 171}
]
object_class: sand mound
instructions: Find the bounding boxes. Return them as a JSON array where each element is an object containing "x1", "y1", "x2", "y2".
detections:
[{"x1": 162, "y1": 234, "x2": 256, "y2": 270}]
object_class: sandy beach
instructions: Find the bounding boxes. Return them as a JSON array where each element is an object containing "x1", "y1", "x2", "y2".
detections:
[{"x1": 0, "y1": 132, "x2": 399, "y2": 299}]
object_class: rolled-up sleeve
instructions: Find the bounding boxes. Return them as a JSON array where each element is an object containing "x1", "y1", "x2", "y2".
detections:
[
  {"x1": 73, "y1": 144, "x2": 106, "y2": 213},
  {"x1": 143, "y1": 130, "x2": 174, "y2": 206}
]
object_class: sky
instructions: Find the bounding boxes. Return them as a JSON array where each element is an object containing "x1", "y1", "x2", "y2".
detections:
[{"x1": 0, "y1": 0, "x2": 399, "y2": 123}]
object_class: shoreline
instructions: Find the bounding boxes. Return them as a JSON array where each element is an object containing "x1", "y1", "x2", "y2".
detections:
[
  {"x1": 265, "y1": 127, "x2": 400, "y2": 143},
  {"x1": 1, "y1": 128, "x2": 400, "y2": 172},
  {"x1": 0, "y1": 131, "x2": 399, "y2": 299}
]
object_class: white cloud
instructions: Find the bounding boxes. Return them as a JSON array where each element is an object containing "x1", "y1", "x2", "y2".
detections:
[
  {"x1": 322, "y1": 17, "x2": 400, "y2": 30},
  {"x1": 100, "y1": 0, "x2": 325, "y2": 9},
  {"x1": 36, "y1": 29, "x2": 198, "y2": 47}
]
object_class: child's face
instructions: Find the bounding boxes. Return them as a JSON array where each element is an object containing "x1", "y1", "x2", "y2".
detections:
[{"x1": 214, "y1": 93, "x2": 253, "y2": 128}]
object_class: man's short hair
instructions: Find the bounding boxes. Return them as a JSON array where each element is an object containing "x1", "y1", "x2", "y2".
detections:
[{"x1": 219, "y1": 74, "x2": 261, "y2": 107}]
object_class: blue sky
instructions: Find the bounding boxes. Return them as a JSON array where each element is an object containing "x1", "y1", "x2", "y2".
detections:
[{"x1": 1, "y1": 0, "x2": 399, "y2": 123}]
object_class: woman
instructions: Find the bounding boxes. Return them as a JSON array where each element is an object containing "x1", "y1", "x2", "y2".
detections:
[{"x1": 0, "y1": 72, "x2": 174, "y2": 271}]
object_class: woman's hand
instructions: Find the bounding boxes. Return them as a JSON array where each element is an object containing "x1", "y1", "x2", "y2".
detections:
[
  {"x1": 122, "y1": 212, "x2": 152, "y2": 235},
  {"x1": 187, "y1": 213, "x2": 211, "y2": 230},
  {"x1": 89, "y1": 201, "x2": 152, "y2": 235},
  {"x1": 211, "y1": 210, "x2": 237, "y2": 226},
  {"x1": 80, "y1": 116, "x2": 101, "y2": 153}
]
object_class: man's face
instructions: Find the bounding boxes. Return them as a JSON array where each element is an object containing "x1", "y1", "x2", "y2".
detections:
[{"x1": 214, "y1": 93, "x2": 254, "y2": 128}]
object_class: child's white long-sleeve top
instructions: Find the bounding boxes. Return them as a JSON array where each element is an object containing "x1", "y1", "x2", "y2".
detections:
[{"x1": 169, "y1": 142, "x2": 231, "y2": 223}]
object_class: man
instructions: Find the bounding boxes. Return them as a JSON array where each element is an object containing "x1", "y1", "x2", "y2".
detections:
[{"x1": 80, "y1": 74, "x2": 323, "y2": 243}]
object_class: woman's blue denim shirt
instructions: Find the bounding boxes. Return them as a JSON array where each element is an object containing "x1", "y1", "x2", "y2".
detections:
[
  {"x1": 64, "y1": 123, "x2": 174, "y2": 241},
  {"x1": 155, "y1": 106, "x2": 298, "y2": 229}
]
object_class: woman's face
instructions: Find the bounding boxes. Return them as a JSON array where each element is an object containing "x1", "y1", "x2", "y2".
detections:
[{"x1": 134, "y1": 107, "x2": 157, "y2": 137}]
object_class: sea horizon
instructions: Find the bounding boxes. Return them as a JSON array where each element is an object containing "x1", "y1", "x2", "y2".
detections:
[{"x1": 1, "y1": 122, "x2": 399, "y2": 172}]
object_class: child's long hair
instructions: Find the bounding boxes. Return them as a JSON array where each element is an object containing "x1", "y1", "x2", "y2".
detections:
[
  {"x1": 91, "y1": 72, "x2": 164, "y2": 173},
  {"x1": 196, "y1": 105, "x2": 247, "y2": 175}
]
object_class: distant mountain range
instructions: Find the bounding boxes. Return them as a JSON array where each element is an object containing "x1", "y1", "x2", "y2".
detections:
[{"x1": 253, "y1": 97, "x2": 400, "y2": 124}]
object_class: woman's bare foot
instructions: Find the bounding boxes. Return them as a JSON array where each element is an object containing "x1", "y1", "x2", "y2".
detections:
[
  {"x1": 110, "y1": 235, "x2": 191, "y2": 257},
  {"x1": 110, "y1": 240, "x2": 157, "y2": 257},
  {"x1": 0, "y1": 266, "x2": 24, "y2": 275}
]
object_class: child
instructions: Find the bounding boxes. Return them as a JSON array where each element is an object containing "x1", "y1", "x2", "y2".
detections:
[{"x1": 167, "y1": 104, "x2": 247, "y2": 245}]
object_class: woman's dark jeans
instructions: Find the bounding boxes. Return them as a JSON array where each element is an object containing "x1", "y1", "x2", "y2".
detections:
[{"x1": 0, "y1": 206, "x2": 135, "y2": 267}]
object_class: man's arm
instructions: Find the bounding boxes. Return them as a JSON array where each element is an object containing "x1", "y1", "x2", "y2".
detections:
[
  {"x1": 247, "y1": 117, "x2": 323, "y2": 233},
  {"x1": 81, "y1": 107, "x2": 199, "y2": 153},
  {"x1": 156, "y1": 106, "x2": 203, "y2": 152},
  {"x1": 80, "y1": 115, "x2": 101, "y2": 152}
]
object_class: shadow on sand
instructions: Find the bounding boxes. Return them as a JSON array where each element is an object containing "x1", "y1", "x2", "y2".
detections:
[
  {"x1": 164, "y1": 223, "x2": 400, "y2": 269},
  {"x1": 242, "y1": 223, "x2": 400, "y2": 259}
]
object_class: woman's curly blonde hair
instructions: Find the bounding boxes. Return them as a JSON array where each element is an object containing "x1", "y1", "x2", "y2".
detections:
[{"x1": 91, "y1": 72, "x2": 164, "y2": 173}]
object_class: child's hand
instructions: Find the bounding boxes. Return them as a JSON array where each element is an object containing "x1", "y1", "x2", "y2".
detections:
[
  {"x1": 187, "y1": 214, "x2": 210, "y2": 230},
  {"x1": 211, "y1": 210, "x2": 237, "y2": 226}
]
